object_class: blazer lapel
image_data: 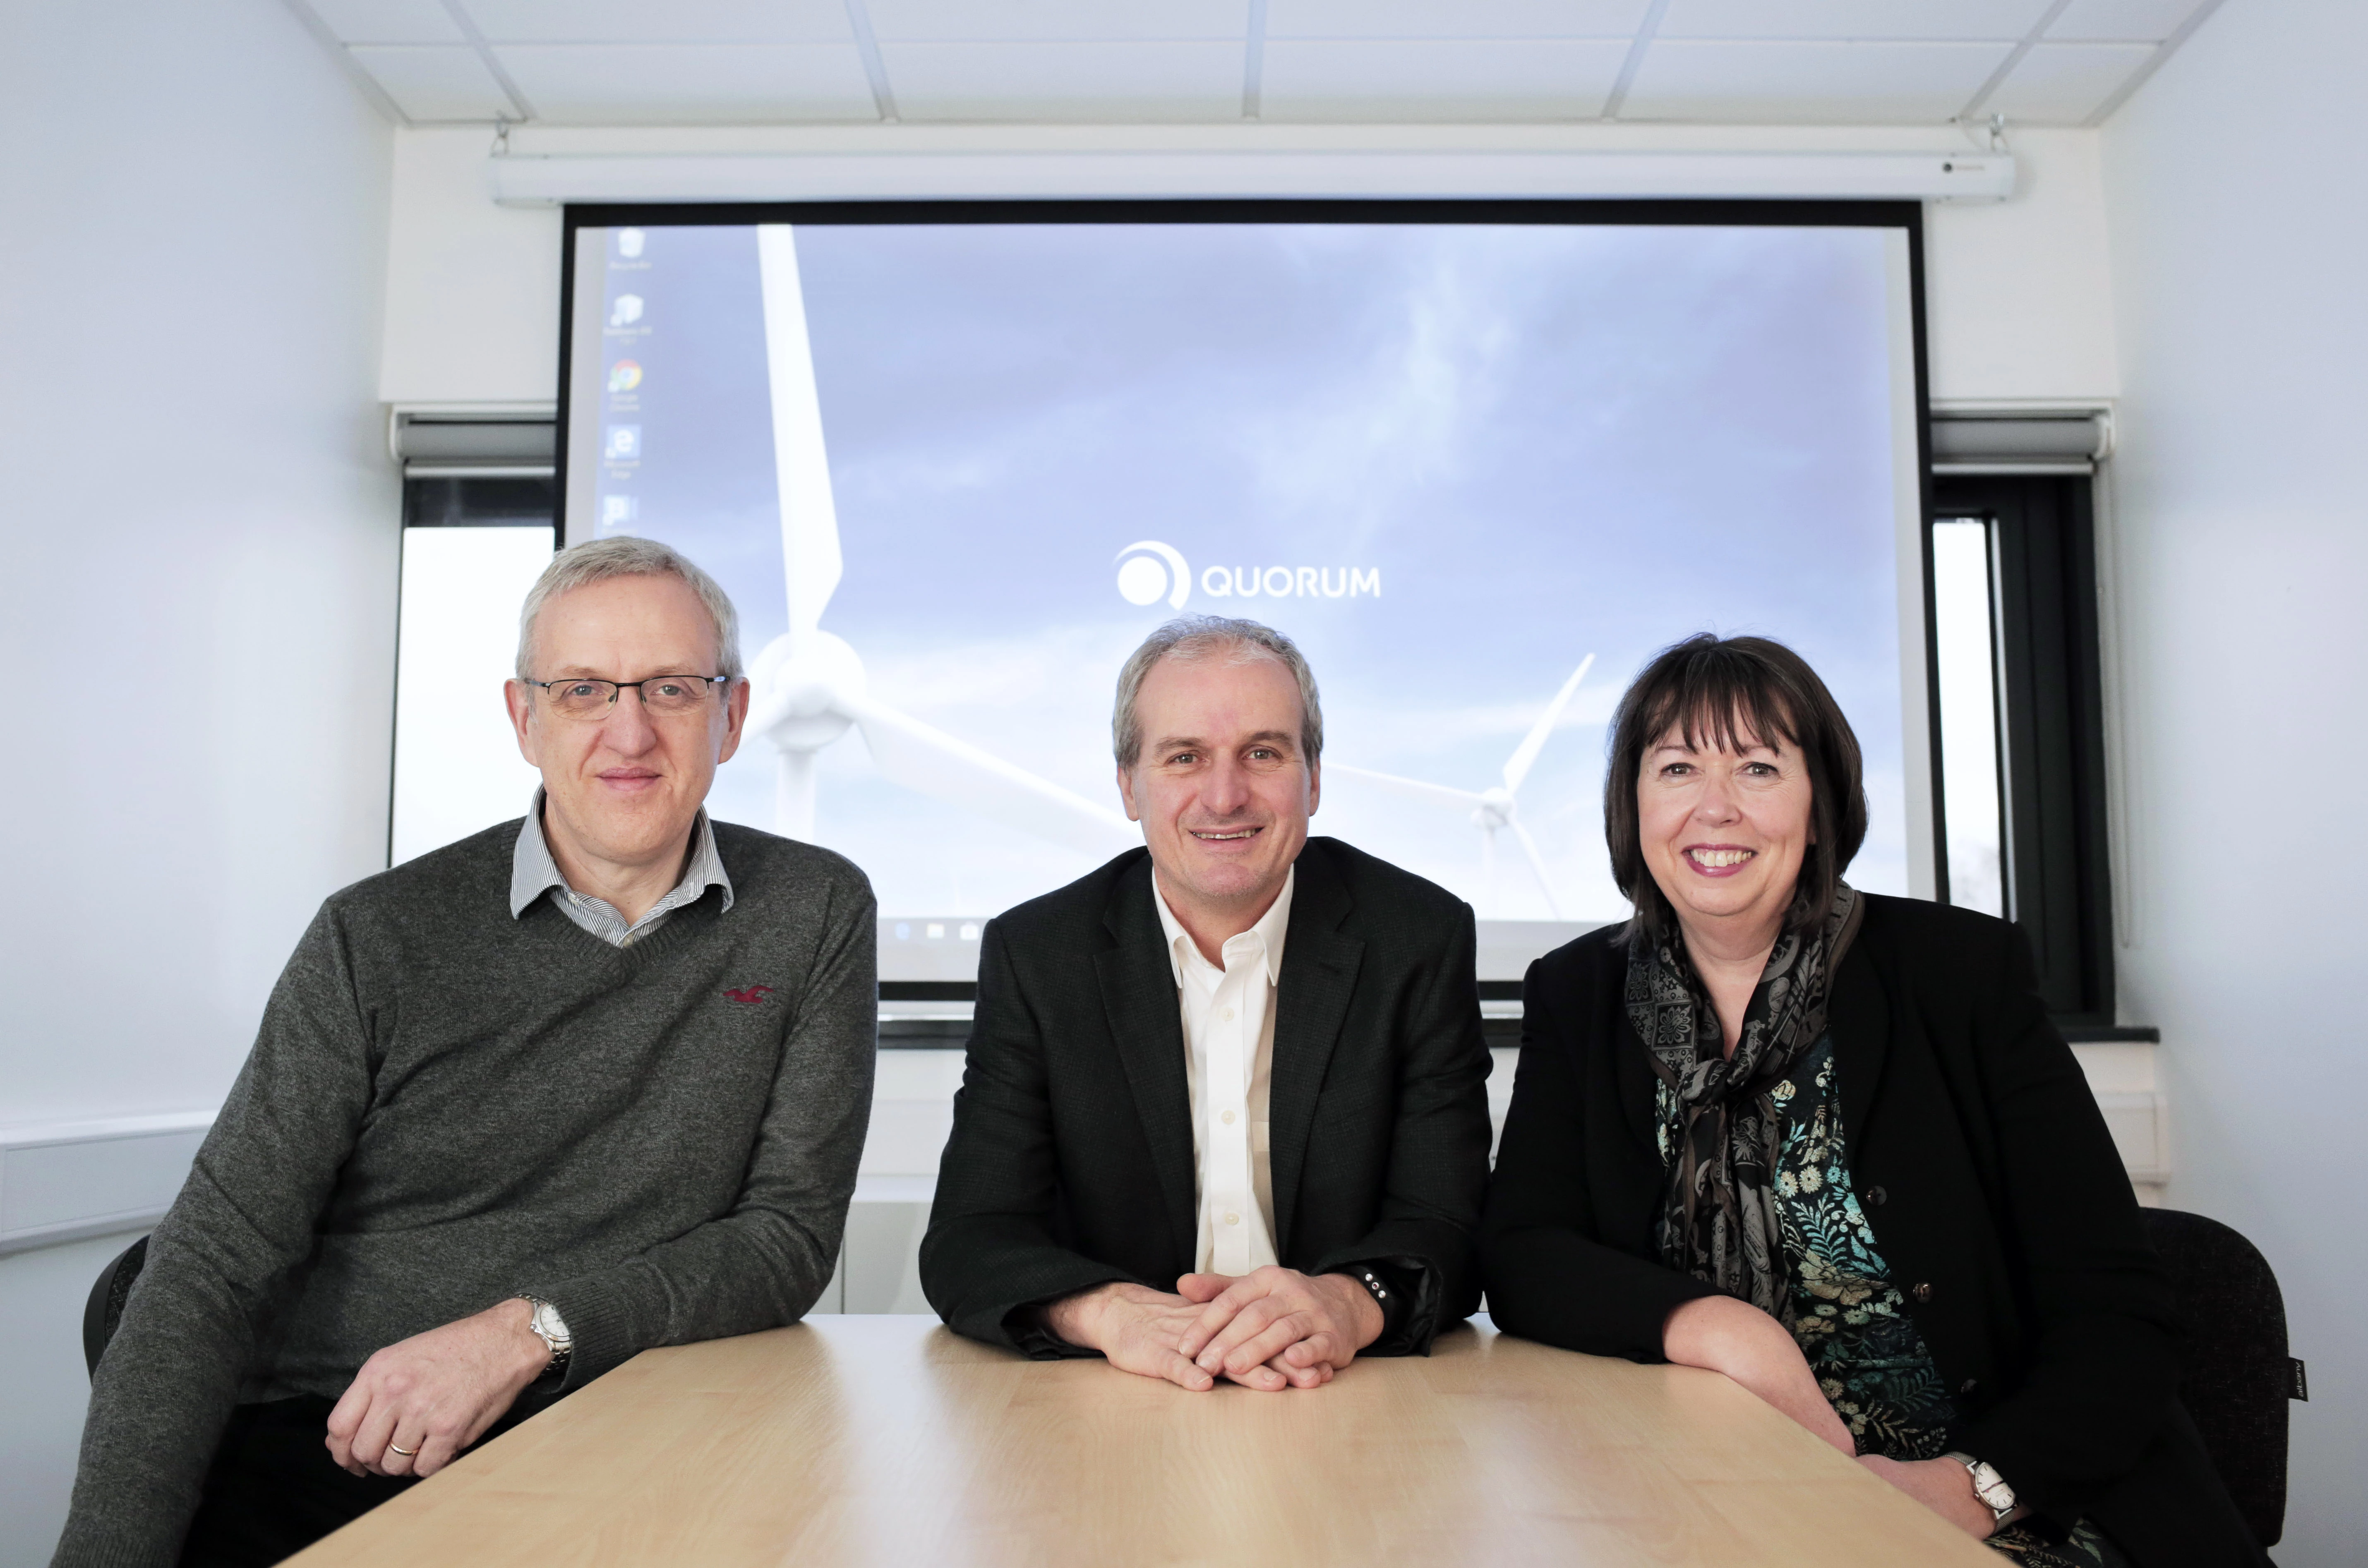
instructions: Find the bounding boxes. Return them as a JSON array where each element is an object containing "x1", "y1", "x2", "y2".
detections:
[
  {"x1": 1829, "y1": 940, "x2": 1891, "y2": 1160},
  {"x1": 1267, "y1": 849, "x2": 1365, "y2": 1257},
  {"x1": 1094, "y1": 857, "x2": 1199, "y2": 1267}
]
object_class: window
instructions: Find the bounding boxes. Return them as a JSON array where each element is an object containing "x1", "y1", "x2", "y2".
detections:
[
  {"x1": 390, "y1": 477, "x2": 555, "y2": 866},
  {"x1": 1928, "y1": 475, "x2": 2116, "y2": 1025}
]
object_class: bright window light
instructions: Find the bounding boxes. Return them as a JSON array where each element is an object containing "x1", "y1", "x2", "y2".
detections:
[
  {"x1": 1931, "y1": 518, "x2": 2003, "y2": 918},
  {"x1": 391, "y1": 527, "x2": 554, "y2": 866}
]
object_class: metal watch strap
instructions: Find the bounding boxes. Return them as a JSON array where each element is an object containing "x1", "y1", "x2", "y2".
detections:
[
  {"x1": 1944, "y1": 1451, "x2": 2016, "y2": 1523},
  {"x1": 521, "y1": 1295, "x2": 573, "y2": 1377}
]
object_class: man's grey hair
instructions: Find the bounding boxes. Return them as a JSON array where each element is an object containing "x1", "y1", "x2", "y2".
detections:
[
  {"x1": 515, "y1": 536, "x2": 745, "y2": 681},
  {"x1": 1112, "y1": 616, "x2": 1323, "y2": 769}
]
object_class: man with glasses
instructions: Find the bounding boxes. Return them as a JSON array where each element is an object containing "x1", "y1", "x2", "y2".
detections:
[{"x1": 55, "y1": 538, "x2": 876, "y2": 1568}]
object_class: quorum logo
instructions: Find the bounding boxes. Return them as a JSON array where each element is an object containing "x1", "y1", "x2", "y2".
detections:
[
  {"x1": 1114, "y1": 541, "x2": 1192, "y2": 609},
  {"x1": 1114, "y1": 541, "x2": 1381, "y2": 610}
]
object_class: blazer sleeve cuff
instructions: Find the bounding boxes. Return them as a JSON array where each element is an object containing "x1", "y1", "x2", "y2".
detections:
[{"x1": 1482, "y1": 1232, "x2": 1723, "y2": 1364}]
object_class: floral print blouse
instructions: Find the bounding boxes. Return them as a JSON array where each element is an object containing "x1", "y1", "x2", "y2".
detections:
[{"x1": 1659, "y1": 1038, "x2": 2126, "y2": 1568}]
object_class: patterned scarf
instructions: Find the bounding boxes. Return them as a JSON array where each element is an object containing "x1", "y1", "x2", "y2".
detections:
[{"x1": 1626, "y1": 884, "x2": 1864, "y2": 1315}]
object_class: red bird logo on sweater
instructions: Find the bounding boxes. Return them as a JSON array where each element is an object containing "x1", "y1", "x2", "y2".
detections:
[{"x1": 723, "y1": 985, "x2": 776, "y2": 1005}]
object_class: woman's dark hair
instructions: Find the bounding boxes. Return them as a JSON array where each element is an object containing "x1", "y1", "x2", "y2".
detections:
[{"x1": 1604, "y1": 633, "x2": 1867, "y2": 938}]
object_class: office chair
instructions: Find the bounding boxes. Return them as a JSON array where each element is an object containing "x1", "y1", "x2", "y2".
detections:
[
  {"x1": 82, "y1": 1235, "x2": 150, "y2": 1377},
  {"x1": 2143, "y1": 1207, "x2": 2297, "y2": 1547}
]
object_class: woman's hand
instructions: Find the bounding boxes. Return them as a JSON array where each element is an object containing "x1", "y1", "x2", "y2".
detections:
[
  {"x1": 1662, "y1": 1294, "x2": 1855, "y2": 1455},
  {"x1": 1857, "y1": 1455, "x2": 2008, "y2": 1539}
]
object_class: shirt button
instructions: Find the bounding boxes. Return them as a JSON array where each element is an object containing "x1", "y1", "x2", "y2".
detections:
[
  {"x1": 1225, "y1": 1212, "x2": 1240, "y2": 1226},
  {"x1": 1218, "y1": 1007, "x2": 1236, "y2": 1022},
  {"x1": 1864, "y1": 1186, "x2": 1888, "y2": 1206},
  {"x1": 1221, "y1": 1109, "x2": 1237, "y2": 1125},
  {"x1": 1910, "y1": 1282, "x2": 1935, "y2": 1303},
  {"x1": 1960, "y1": 1378, "x2": 1979, "y2": 1395}
]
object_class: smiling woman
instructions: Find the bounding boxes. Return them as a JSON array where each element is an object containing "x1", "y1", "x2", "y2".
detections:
[
  {"x1": 1480, "y1": 634, "x2": 2265, "y2": 1568},
  {"x1": 1604, "y1": 634, "x2": 1865, "y2": 961}
]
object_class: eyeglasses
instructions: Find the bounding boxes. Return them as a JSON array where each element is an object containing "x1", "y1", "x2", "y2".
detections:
[{"x1": 524, "y1": 674, "x2": 730, "y2": 722}]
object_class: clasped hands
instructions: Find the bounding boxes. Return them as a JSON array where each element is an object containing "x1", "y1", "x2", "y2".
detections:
[
  {"x1": 1044, "y1": 1265, "x2": 1385, "y2": 1392},
  {"x1": 323, "y1": 1298, "x2": 552, "y2": 1480}
]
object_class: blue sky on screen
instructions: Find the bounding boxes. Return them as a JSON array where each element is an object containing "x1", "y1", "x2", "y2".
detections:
[{"x1": 587, "y1": 219, "x2": 1908, "y2": 923}]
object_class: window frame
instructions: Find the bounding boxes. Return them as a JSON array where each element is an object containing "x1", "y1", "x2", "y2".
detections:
[{"x1": 1927, "y1": 474, "x2": 2120, "y2": 1028}]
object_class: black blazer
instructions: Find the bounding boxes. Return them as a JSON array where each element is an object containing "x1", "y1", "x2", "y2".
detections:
[
  {"x1": 921, "y1": 837, "x2": 1495, "y2": 1356},
  {"x1": 1481, "y1": 894, "x2": 2263, "y2": 1568}
]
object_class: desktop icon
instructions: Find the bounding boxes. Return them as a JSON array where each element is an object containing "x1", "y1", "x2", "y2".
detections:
[
  {"x1": 601, "y1": 495, "x2": 638, "y2": 529},
  {"x1": 610, "y1": 295, "x2": 643, "y2": 328},
  {"x1": 609, "y1": 360, "x2": 643, "y2": 392},
  {"x1": 605, "y1": 426, "x2": 642, "y2": 462},
  {"x1": 617, "y1": 228, "x2": 646, "y2": 259}
]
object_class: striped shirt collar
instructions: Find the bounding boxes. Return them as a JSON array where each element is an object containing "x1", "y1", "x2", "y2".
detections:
[{"x1": 510, "y1": 788, "x2": 734, "y2": 944}]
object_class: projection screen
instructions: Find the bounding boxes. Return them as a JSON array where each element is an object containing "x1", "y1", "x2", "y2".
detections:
[{"x1": 551, "y1": 202, "x2": 1934, "y2": 978}]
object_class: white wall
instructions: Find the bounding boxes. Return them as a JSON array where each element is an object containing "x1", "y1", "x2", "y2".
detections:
[
  {"x1": 2097, "y1": 3, "x2": 2366, "y2": 1559},
  {"x1": 380, "y1": 128, "x2": 561, "y2": 405},
  {"x1": 380, "y1": 123, "x2": 2120, "y2": 410},
  {"x1": 0, "y1": 0, "x2": 397, "y2": 1559},
  {"x1": 1925, "y1": 128, "x2": 2119, "y2": 405}
]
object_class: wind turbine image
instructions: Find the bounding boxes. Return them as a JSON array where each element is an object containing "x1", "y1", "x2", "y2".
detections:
[
  {"x1": 742, "y1": 226, "x2": 1140, "y2": 860},
  {"x1": 1325, "y1": 654, "x2": 1595, "y2": 919}
]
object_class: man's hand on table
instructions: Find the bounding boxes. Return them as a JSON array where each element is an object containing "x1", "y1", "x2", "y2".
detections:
[
  {"x1": 1040, "y1": 1283, "x2": 1225, "y2": 1390},
  {"x1": 326, "y1": 1298, "x2": 551, "y2": 1479},
  {"x1": 1039, "y1": 1268, "x2": 1382, "y2": 1392},
  {"x1": 1174, "y1": 1266, "x2": 1384, "y2": 1389}
]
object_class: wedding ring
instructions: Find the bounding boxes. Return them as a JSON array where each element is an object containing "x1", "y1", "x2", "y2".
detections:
[{"x1": 388, "y1": 1441, "x2": 418, "y2": 1457}]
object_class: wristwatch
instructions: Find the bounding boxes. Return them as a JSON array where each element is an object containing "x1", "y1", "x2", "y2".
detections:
[
  {"x1": 1344, "y1": 1264, "x2": 1411, "y2": 1342},
  {"x1": 520, "y1": 1295, "x2": 574, "y2": 1379},
  {"x1": 1944, "y1": 1451, "x2": 2017, "y2": 1526}
]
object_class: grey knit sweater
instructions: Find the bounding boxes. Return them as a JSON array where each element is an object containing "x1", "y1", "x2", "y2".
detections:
[{"x1": 53, "y1": 820, "x2": 877, "y2": 1568}]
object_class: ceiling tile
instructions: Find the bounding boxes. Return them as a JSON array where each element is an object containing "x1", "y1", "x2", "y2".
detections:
[
  {"x1": 301, "y1": 0, "x2": 464, "y2": 45},
  {"x1": 492, "y1": 43, "x2": 878, "y2": 121},
  {"x1": 1658, "y1": 0, "x2": 2051, "y2": 40},
  {"x1": 2046, "y1": 0, "x2": 2203, "y2": 41},
  {"x1": 881, "y1": 41, "x2": 1247, "y2": 120},
  {"x1": 1264, "y1": 0, "x2": 1649, "y2": 38},
  {"x1": 1621, "y1": 39, "x2": 2015, "y2": 121},
  {"x1": 457, "y1": 0, "x2": 854, "y2": 44},
  {"x1": 348, "y1": 45, "x2": 515, "y2": 120},
  {"x1": 864, "y1": 0, "x2": 1248, "y2": 42},
  {"x1": 1261, "y1": 38, "x2": 1630, "y2": 120},
  {"x1": 1982, "y1": 39, "x2": 2155, "y2": 119}
]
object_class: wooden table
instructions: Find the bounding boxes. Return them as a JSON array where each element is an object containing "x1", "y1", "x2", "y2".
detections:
[{"x1": 290, "y1": 1315, "x2": 1998, "y2": 1567}]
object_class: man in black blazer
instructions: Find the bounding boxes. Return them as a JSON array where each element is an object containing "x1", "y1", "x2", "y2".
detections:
[{"x1": 921, "y1": 616, "x2": 1493, "y2": 1391}]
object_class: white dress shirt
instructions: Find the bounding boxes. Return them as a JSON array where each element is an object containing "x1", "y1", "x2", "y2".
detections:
[{"x1": 1152, "y1": 867, "x2": 1293, "y2": 1276}]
